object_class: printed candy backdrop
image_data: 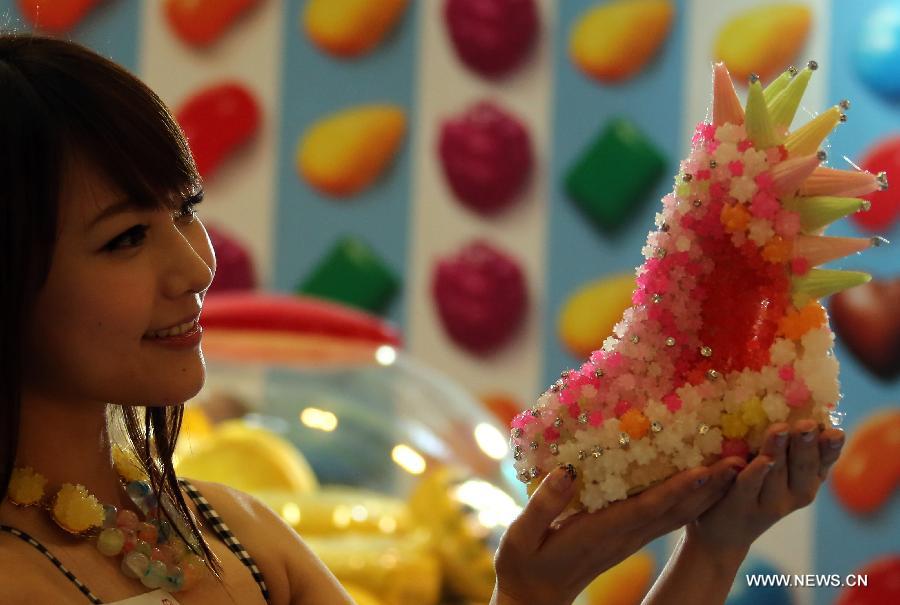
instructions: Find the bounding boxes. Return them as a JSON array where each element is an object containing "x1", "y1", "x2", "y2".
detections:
[{"x1": 2, "y1": 1, "x2": 897, "y2": 604}]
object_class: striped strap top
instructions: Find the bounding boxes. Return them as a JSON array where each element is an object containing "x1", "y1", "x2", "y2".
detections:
[{"x1": 0, "y1": 478, "x2": 269, "y2": 604}]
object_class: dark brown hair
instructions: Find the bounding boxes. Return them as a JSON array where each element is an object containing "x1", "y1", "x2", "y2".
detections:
[{"x1": 0, "y1": 33, "x2": 220, "y2": 573}]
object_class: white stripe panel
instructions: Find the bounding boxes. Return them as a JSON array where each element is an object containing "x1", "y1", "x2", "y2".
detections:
[
  {"x1": 678, "y1": 2, "x2": 831, "y2": 601},
  {"x1": 406, "y1": 0, "x2": 557, "y2": 406},
  {"x1": 137, "y1": 0, "x2": 285, "y2": 288}
]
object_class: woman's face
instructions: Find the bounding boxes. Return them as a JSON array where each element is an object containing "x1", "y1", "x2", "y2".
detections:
[{"x1": 22, "y1": 161, "x2": 216, "y2": 407}]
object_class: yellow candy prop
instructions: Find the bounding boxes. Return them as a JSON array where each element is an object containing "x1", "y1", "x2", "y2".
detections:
[
  {"x1": 298, "y1": 105, "x2": 406, "y2": 197},
  {"x1": 715, "y1": 4, "x2": 812, "y2": 83},
  {"x1": 569, "y1": 0, "x2": 674, "y2": 83},
  {"x1": 559, "y1": 274, "x2": 637, "y2": 358},
  {"x1": 253, "y1": 487, "x2": 414, "y2": 536},
  {"x1": 341, "y1": 583, "x2": 385, "y2": 605},
  {"x1": 174, "y1": 420, "x2": 318, "y2": 494},
  {"x1": 304, "y1": 0, "x2": 409, "y2": 58},
  {"x1": 584, "y1": 550, "x2": 655, "y2": 605},
  {"x1": 304, "y1": 531, "x2": 442, "y2": 605}
]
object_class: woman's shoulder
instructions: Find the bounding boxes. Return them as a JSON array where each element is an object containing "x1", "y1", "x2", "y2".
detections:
[{"x1": 178, "y1": 478, "x2": 354, "y2": 605}]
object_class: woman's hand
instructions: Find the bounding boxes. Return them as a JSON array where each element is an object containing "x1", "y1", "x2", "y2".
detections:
[
  {"x1": 642, "y1": 419, "x2": 846, "y2": 605},
  {"x1": 686, "y1": 419, "x2": 845, "y2": 556},
  {"x1": 491, "y1": 456, "x2": 745, "y2": 605}
]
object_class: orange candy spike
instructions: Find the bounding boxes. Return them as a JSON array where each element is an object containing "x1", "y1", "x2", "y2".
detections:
[{"x1": 712, "y1": 62, "x2": 745, "y2": 126}]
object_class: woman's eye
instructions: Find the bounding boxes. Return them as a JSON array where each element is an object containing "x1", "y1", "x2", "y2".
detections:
[
  {"x1": 105, "y1": 225, "x2": 149, "y2": 251},
  {"x1": 176, "y1": 201, "x2": 198, "y2": 224}
]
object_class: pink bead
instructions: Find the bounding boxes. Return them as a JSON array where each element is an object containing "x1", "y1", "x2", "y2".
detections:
[
  {"x1": 721, "y1": 438, "x2": 750, "y2": 459},
  {"x1": 737, "y1": 139, "x2": 753, "y2": 152},
  {"x1": 543, "y1": 427, "x2": 560, "y2": 441},
  {"x1": 778, "y1": 366, "x2": 795, "y2": 381},
  {"x1": 786, "y1": 380, "x2": 811, "y2": 408},
  {"x1": 614, "y1": 400, "x2": 631, "y2": 417},
  {"x1": 754, "y1": 172, "x2": 774, "y2": 191},
  {"x1": 728, "y1": 160, "x2": 744, "y2": 176},
  {"x1": 664, "y1": 394, "x2": 682, "y2": 412},
  {"x1": 588, "y1": 411, "x2": 604, "y2": 427},
  {"x1": 116, "y1": 510, "x2": 140, "y2": 531}
]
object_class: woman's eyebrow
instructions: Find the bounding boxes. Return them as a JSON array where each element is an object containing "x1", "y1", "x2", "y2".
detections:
[{"x1": 85, "y1": 198, "x2": 138, "y2": 231}]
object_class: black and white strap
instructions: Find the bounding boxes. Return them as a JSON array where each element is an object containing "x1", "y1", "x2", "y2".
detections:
[
  {"x1": 177, "y1": 478, "x2": 270, "y2": 602},
  {"x1": 0, "y1": 524, "x2": 103, "y2": 604}
]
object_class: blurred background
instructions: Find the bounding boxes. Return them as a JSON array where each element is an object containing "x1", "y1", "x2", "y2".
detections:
[{"x1": 2, "y1": 1, "x2": 898, "y2": 604}]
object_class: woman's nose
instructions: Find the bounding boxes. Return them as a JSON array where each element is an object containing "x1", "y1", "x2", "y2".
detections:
[{"x1": 160, "y1": 223, "x2": 216, "y2": 298}]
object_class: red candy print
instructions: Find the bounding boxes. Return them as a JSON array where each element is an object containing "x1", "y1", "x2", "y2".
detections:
[
  {"x1": 432, "y1": 241, "x2": 528, "y2": 354},
  {"x1": 836, "y1": 555, "x2": 900, "y2": 605},
  {"x1": 438, "y1": 101, "x2": 532, "y2": 215},
  {"x1": 855, "y1": 136, "x2": 900, "y2": 231},
  {"x1": 444, "y1": 0, "x2": 538, "y2": 78},
  {"x1": 18, "y1": 0, "x2": 101, "y2": 33},
  {"x1": 205, "y1": 225, "x2": 257, "y2": 293},
  {"x1": 164, "y1": 0, "x2": 261, "y2": 47},
  {"x1": 176, "y1": 83, "x2": 261, "y2": 180}
]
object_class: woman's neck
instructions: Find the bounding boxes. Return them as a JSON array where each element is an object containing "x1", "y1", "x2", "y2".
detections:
[{"x1": 3, "y1": 390, "x2": 137, "y2": 520}]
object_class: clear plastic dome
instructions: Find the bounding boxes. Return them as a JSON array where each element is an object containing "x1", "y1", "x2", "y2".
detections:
[{"x1": 179, "y1": 339, "x2": 525, "y2": 605}]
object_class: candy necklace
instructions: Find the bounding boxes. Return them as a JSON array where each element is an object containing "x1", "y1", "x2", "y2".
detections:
[{"x1": 5, "y1": 446, "x2": 207, "y2": 593}]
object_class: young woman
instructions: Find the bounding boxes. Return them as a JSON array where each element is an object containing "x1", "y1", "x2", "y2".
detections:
[{"x1": 0, "y1": 34, "x2": 844, "y2": 605}]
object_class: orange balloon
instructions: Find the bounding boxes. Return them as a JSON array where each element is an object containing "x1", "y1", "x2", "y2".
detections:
[{"x1": 831, "y1": 409, "x2": 900, "y2": 514}]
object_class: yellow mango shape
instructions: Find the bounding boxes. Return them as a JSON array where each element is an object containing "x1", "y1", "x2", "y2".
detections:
[
  {"x1": 559, "y1": 274, "x2": 636, "y2": 358},
  {"x1": 298, "y1": 105, "x2": 406, "y2": 197},
  {"x1": 715, "y1": 4, "x2": 812, "y2": 83},
  {"x1": 304, "y1": 0, "x2": 408, "y2": 58},
  {"x1": 570, "y1": 0, "x2": 674, "y2": 83},
  {"x1": 584, "y1": 550, "x2": 655, "y2": 605}
]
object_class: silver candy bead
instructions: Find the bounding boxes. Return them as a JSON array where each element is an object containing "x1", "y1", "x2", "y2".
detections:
[
  {"x1": 807, "y1": 59, "x2": 818, "y2": 71},
  {"x1": 838, "y1": 99, "x2": 851, "y2": 110},
  {"x1": 787, "y1": 65, "x2": 799, "y2": 76},
  {"x1": 871, "y1": 236, "x2": 889, "y2": 247},
  {"x1": 630, "y1": 335, "x2": 640, "y2": 344},
  {"x1": 513, "y1": 446, "x2": 523, "y2": 460},
  {"x1": 816, "y1": 150, "x2": 827, "y2": 161},
  {"x1": 554, "y1": 417, "x2": 563, "y2": 428},
  {"x1": 665, "y1": 337, "x2": 676, "y2": 347},
  {"x1": 578, "y1": 412, "x2": 589, "y2": 425},
  {"x1": 651, "y1": 421, "x2": 663, "y2": 433},
  {"x1": 530, "y1": 441, "x2": 540, "y2": 451},
  {"x1": 577, "y1": 450, "x2": 587, "y2": 461},
  {"x1": 876, "y1": 171, "x2": 889, "y2": 191},
  {"x1": 749, "y1": 73, "x2": 760, "y2": 84},
  {"x1": 709, "y1": 160, "x2": 717, "y2": 168},
  {"x1": 660, "y1": 223, "x2": 670, "y2": 232},
  {"x1": 591, "y1": 445, "x2": 604, "y2": 459},
  {"x1": 682, "y1": 173, "x2": 693, "y2": 182},
  {"x1": 651, "y1": 293, "x2": 662, "y2": 304},
  {"x1": 518, "y1": 470, "x2": 531, "y2": 483},
  {"x1": 839, "y1": 113, "x2": 848, "y2": 123},
  {"x1": 655, "y1": 247, "x2": 667, "y2": 258},
  {"x1": 707, "y1": 369, "x2": 720, "y2": 380},
  {"x1": 698, "y1": 423, "x2": 710, "y2": 435},
  {"x1": 618, "y1": 432, "x2": 631, "y2": 447},
  {"x1": 693, "y1": 199, "x2": 703, "y2": 208},
  {"x1": 700, "y1": 346, "x2": 713, "y2": 357},
  {"x1": 861, "y1": 200, "x2": 873, "y2": 211},
  {"x1": 560, "y1": 370, "x2": 570, "y2": 379},
  {"x1": 512, "y1": 428, "x2": 523, "y2": 439},
  {"x1": 594, "y1": 368, "x2": 605, "y2": 378},
  {"x1": 529, "y1": 467, "x2": 541, "y2": 479},
  {"x1": 550, "y1": 382, "x2": 561, "y2": 392},
  {"x1": 549, "y1": 443, "x2": 559, "y2": 455}
]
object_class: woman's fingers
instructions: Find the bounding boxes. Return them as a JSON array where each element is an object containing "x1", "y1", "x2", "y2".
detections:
[
  {"x1": 646, "y1": 457, "x2": 744, "y2": 536},
  {"x1": 504, "y1": 465, "x2": 578, "y2": 553},
  {"x1": 758, "y1": 423, "x2": 790, "y2": 509},
  {"x1": 788, "y1": 420, "x2": 821, "y2": 504},
  {"x1": 818, "y1": 428, "x2": 845, "y2": 480}
]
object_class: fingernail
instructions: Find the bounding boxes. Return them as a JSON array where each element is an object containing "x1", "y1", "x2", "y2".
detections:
[
  {"x1": 765, "y1": 461, "x2": 776, "y2": 473},
  {"x1": 801, "y1": 430, "x2": 816, "y2": 443},
  {"x1": 775, "y1": 432, "x2": 789, "y2": 447},
  {"x1": 694, "y1": 475, "x2": 709, "y2": 488},
  {"x1": 725, "y1": 468, "x2": 738, "y2": 480},
  {"x1": 549, "y1": 465, "x2": 576, "y2": 492},
  {"x1": 829, "y1": 437, "x2": 845, "y2": 449}
]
